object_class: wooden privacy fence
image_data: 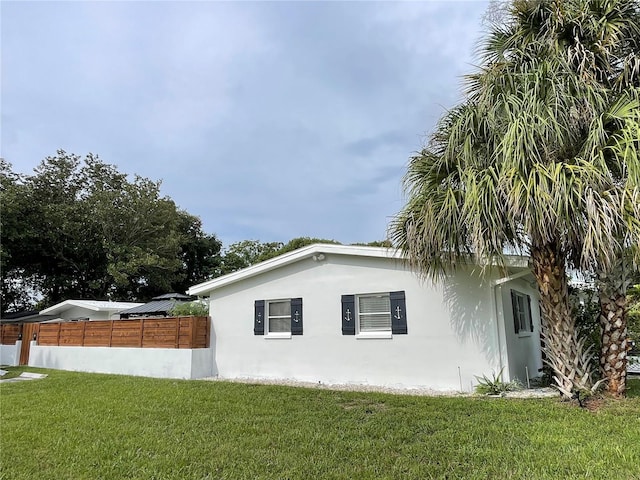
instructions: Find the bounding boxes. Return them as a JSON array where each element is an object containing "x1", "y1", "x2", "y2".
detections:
[
  {"x1": 35, "y1": 316, "x2": 210, "y2": 349},
  {"x1": 0, "y1": 324, "x2": 22, "y2": 345}
]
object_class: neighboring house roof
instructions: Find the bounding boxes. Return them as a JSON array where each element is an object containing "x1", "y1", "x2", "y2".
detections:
[
  {"x1": 39, "y1": 300, "x2": 144, "y2": 316},
  {"x1": 0, "y1": 311, "x2": 57, "y2": 324},
  {"x1": 151, "y1": 293, "x2": 192, "y2": 300},
  {"x1": 2, "y1": 310, "x2": 40, "y2": 320},
  {"x1": 187, "y1": 243, "x2": 531, "y2": 296},
  {"x1": 118, "y1": 294, "x2": 193, "y2": 318}
]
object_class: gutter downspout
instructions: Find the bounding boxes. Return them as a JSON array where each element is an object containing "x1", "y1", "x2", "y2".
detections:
[{"x1": 491, "y1": 270, "x2": 531, "y2": 382}]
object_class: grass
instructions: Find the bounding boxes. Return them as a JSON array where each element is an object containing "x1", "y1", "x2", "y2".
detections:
[{"x1": 1, "y1": 368, "x2": 640, "y2": 480}]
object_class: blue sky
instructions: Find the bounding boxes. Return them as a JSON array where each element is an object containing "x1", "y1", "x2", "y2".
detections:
[{"x1": 2, "y1": 0, "x2": 490, "y2": 247}]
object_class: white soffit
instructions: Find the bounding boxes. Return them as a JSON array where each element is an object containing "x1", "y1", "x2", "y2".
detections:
[{"x1": 39, "y1": 300, "x2": 144, "y2": 316}]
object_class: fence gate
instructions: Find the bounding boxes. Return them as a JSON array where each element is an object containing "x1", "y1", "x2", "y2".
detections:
[{"x1": 19, "y1": 323, "x2": 39, "y2": 365}]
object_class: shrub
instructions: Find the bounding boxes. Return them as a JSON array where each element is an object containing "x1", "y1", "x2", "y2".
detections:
[
  {"x1": 169, "y1": 301, "x2": 209, "y2": 317},
  {"x1": 474, "y1": 368, "x2": 522, "y2": 396}
]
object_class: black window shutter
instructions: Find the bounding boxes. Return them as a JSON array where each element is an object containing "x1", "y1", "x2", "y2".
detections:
[
  {"x1": 390, "y1": 291, "x2": 408, "y2": 334},
  {"x1": 254, "y1": 300, "x2": 265, "y2": 335},
  {"x1": 341, "y1": 295, "x2": 355, "y2": 335},
  {"x1": 510, "y1": 290, "x2": 519, "y2": 334},
  {"x1": 291, "y1": 298, "x2": 303, "y2": 335},
  {"x1": 527, "y1": 294, "x2": 533, "y2": 332}
]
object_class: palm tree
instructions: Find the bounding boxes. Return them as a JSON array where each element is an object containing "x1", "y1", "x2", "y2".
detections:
[
  {"x1": 587, "y1": 91, "x2": 640, "y2": 396},
  {"x1": 575, "y1": 0, "x2": 640, "y2": 394},
  {"x1": 391, "y1": 0, "x2": 640, "y2": 398}
]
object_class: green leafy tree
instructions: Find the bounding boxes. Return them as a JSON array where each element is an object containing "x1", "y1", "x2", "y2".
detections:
[
  {"x1": 569, "y1": 284, "x2": 601, "y2": 366},
  {"x1": 351, "y1": 240, "x2": 393, "y2": 248},
  {"x1": 391, "y1": 0, "x2": 640, "y2": 398},
  {"x1": 218, "y1": 240, "x2": 284, "y2": 275},
  {"x1": 218, "y1": 237, "x2": 341, "y2": 274},
  {"x1": 169, "y1": 301, "x2": 209, "y2": 317},
  {"x1": 256, "y1": 237, "x2": 341, "y2": 262},
  {"x1": 0, "y1": 159, "x2": 41, "y2": 311},
  {"x1": 173, "y1": 213, "x2": 222, "y2": 294},
  {"x1": 0, "y1": 151, "x2": 221, "y2": 312}
]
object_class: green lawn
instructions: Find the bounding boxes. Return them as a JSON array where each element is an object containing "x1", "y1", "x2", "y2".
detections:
[{"x1": 1, "y1": 368, "x2": 639, "y2": 480}]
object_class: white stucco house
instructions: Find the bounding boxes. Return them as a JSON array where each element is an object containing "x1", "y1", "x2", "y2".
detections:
[
  {"x1": 188, "y1": 244, "x2": 543, "y2": 392},
  {"x1": 39, "y1": 300, "x2": 144, "y2": 321}
]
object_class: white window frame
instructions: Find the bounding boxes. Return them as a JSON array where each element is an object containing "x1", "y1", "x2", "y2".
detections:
[
  {"x1": 512, "y1": 291, "x2": 532, "y2": 336},
  {"x1": 356, "y1": 293, "x2": 392, "y2": 339},
  {"x1": 265, "y1": 299, "x2": 292, "y2": 339}
]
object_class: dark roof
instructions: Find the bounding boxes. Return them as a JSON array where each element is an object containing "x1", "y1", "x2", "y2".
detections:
[
  {"x1": 118, "y1": 293, "x2": 194, "y2": 318},
  {"x1": 152, "y1": 293, "x2": 192, "y2": 301},
  {"x1": 119, "y1": 299, "x2": 187, "y2": 318},
  {"x1": 0, "y1": 311, "x2": 58, "y2": 324},
  {"x1": 2, "y1": 310, "x2": 40, "y2": 320}
]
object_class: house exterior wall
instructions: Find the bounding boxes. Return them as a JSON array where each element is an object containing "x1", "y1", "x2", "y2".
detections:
[
  {"x1": 28, "y1": 343, "x2": 214, "y2": 379},
  {"x1": 500, "y1": 279, "x2": 544, "y2": 383},
  {"x1": 207, "y1": 254, "x2": 510, "y2": 392}
]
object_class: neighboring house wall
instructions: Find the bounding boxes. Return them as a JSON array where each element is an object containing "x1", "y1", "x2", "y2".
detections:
[
  {"x1": 29, "y1": 343, "x2": 214, "y2": 379},
  {"x1": 500, "y1": 278, "x2": 544, "y2": 383},
  {"x1": 207, "y1": 254, "x2": 521, "y2": 392},
  {"x1": 57, "y1": 306, "x2": 114, "y2": 321}
]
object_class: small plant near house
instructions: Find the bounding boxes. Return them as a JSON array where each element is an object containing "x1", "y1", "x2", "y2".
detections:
[
  {"x1": 474, "y1": 368, "x2": 522, "y2": 396},
  {"x1": 169, "y1": 301, "x2": 209, "y2": 317}
]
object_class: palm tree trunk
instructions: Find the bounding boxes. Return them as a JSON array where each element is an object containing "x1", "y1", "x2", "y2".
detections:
[
  {"x1": 597, "y1": 256, "x2": 629, "y2": 397},
  {"x1": 530, "y1": 242, "x2": 597, "y2": 398}
]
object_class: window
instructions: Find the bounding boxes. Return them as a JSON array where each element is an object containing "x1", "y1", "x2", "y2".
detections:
[
  {"x1": 510, "y1": 290, "x2": 533, "y2": 334},
  {"x1": 267, "y1": 300, "x2": 291, "y2": 333},
  {"x1": 358, "y1": 294, "x2": 391, "y2": 333},
  {"x1": 341, "y1": 291, "x2": 407, "y2": 336},
  {"x1": 254, "y1": 298, "x2": 302, "y2": 336}
]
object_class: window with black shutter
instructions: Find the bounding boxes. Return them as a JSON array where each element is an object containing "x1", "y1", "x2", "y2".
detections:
[
  {"x1": 254, "y1": 300, "x2": 265, "y2": 335},
  {"x1": 390, "y1": 291, "x2": 408, "y2": 334},
  {"x1": 254, "y1": 298, "x2": 303, "y2": 336},
  {"x1": 341, "y1": 295, "x2": 356, "y2": 335},
  {"x1": 291, "y1": 298, "x2": 303, "y2": 335},
  {"x1": 342, "y1": 291, "x2": 407, "y2": 336}
]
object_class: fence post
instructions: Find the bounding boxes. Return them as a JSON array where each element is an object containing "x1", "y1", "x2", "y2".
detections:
[
  {"x1": 190, "y1": 317, "x2": 197, "y2": 348},
  {"x1": 174, "y1": 317, "x2": 180, "y2": 349},
  {"x1": 56, "y1": 323, "x2": 62, "y2": 346},
  {"x1": 81, "y1": 321, "x2": 87, "y2": 346},
  {"x1": 139, "y1": 319, "x2": 144, "y2": 348},
  {"x1": 108, "y1": 320, "x2": 114, "y2": 347}
]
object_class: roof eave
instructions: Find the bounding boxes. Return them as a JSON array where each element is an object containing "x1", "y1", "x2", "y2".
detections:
[
  {"x1": 187, "y1": 244, "x2": 532, "y2": 297},
  {"x1": 187, "y1": 244, "x2": 401, "y2": 296}
]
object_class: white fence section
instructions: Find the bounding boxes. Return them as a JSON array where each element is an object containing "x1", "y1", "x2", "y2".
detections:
[
  {"x1": 0, "y1": 342, "x2": 20, "y2": 366},
  {"x1": 28, "y1": 343, "x2": 215, "y2": 379}
]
